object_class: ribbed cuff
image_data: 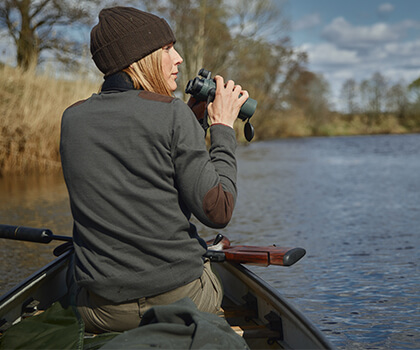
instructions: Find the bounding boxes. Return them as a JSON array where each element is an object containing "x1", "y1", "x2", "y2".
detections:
[{"x1": 210, "y1": 122, "x2": 233, "y2": 129}]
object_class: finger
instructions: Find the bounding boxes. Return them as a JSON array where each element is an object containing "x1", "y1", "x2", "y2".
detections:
[
  {"x1": 214, "y1": 75, "x2": 225, "y2": 90},
  {"x1": 207, "y1": 101, "x2": 214, "y2": 115},
  {"x1": 225, "y1": 79, "x2": 235, "y2": 91},
  {"x1": 238, "y1": 90, "x2": 249, "y2": 103},
  {"x1": 240, "y1": 90, "x2": 249, "y2": 98},
  {"x1": 233, "y1": 84, "x2": 242, "y2": 98}
]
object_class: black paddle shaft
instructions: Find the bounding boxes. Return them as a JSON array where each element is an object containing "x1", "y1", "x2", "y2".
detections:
[{"x1": 0, "y1": 224, "x2": 72, "y2": 243}]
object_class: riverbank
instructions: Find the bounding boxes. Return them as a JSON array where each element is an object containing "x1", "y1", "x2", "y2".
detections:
[
  {"x1": 1, "y1": 65, "x2": 419, "y2": 175},
  {"x1": 0, "y1": 65, "x2": 99, "y2": 176}
]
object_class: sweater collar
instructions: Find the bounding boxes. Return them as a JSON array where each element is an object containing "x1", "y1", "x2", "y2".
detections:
[{"x1": 101, "y1": 71, "x2": 137, "y2": 92}]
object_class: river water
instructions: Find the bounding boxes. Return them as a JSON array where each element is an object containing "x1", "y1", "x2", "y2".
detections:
[{"x1": 0, "y1": 134, "x2": 419, "y2": 349}]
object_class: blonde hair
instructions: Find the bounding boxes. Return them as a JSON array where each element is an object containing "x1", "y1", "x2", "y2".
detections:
[{"x1": 123, "y1": 49, "x2": 173, "y2": 97}]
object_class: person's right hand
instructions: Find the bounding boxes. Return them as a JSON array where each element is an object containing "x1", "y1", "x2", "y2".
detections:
[{"x1": 207, "y1": 75, "x2": 249, "y2": 128}]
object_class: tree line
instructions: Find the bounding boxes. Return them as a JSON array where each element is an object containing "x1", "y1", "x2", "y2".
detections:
[{"x1": 340, "y1": 73, "x2": 420, "y2": 129}]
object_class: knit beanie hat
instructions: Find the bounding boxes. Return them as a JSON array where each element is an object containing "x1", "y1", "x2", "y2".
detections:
[{"x1": 90, "y1": 7, "x2": 176, "y2": 76}]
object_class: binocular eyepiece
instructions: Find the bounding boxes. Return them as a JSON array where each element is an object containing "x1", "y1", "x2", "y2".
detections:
[{"x1": 185, "y1": 69, "x2": 256, "y2": 141}]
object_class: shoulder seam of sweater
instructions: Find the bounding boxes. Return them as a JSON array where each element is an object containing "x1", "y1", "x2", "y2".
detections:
[{"x1": 138, "y1": 90, "x2": 175, "y2": 104}]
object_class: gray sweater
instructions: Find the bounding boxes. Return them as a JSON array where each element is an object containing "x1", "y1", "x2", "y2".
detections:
[{"x1": 60, "y1": 88, "x2": 237, "y2": 303}]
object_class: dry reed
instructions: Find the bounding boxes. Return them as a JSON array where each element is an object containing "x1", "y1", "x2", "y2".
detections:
[
  {"x1": 1, "y1": 65, "x2": 416, "y2": 175},
  {"x1": 0, "y1": 65, "x2": 99, "y2": 176}
]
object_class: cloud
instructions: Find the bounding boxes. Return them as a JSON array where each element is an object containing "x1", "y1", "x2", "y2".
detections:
[
  {"x1": 293, "y1": 13, "x2": 321, "y2": 31},
  {"x1": 319, "y1": 16, "x2": 420, "y2": 69},
  {"x1": 321, "y1": 17, "x2": 420, "y2": 55},
  {"x1": 299, "y1": 25, "x2": 420, "y2": 109},
  {"x1": 378, "y1": 3, "x2": 394, "y2": 14},
  {"x1": 305, "y1": 37, "x2": 420, "y2": 77},
  {"x1": 384, "y1": 39, "x2": 420, "y2": 64},
  {"x1": 299, "y1": 42, "x2": 360, "y2": 66},
  {"x1": 322, "y1": 17, "x2": 402, "y2": 49},
  {"x1": 395, "y1": 19, "x2": 420, "y2": 31}
]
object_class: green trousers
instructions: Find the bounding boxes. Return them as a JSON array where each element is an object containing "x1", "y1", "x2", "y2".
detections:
[{"x1": 76, "y1": 260, "x2": 223, "y2": 333}]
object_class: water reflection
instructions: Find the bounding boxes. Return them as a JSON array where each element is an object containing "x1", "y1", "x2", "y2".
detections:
[{"x1": 0, "y1": 173, "x2": 72, "y2": 294}]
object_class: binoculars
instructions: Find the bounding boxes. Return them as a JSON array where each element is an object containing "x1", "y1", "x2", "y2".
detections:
[{"x1": 185, "y1": 69, "x2": 256, "y2": 141}]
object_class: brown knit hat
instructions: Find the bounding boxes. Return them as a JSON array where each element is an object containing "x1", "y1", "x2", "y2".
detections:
[{"x1": 90, "y1": 7, "x2": 176, "y2": 76}]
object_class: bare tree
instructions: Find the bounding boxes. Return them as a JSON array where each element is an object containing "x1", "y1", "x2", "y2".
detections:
[
  {"x1": 305, "y1": 74, "x2": 331, "y2": 134},
  {"x1": 386, "y1": 82, "x2": 408, "y2": 120},
  {"x1": 370, "y1": 72, "x2": 387, "y2": 117},
  {"x1": 143, "y1": 0, "x2": 234, "y2": 98},
  {"x1": 408, "y1": 77, "x2": 420, "y2": 105},
  {"x1": 228, "y1": 0, "x2": 298, "y2": 101},
  {"x1": 287, "y1": 69, "x2": 331, "y2": 134},
  {"x1": 0, "y1": 0, "x2": 103, "y2": 70},
  {"x1": 359, "y1": 79, "x2": 369, "y2": 115},
  {"x1": 359, "y1": 72, "x2": 387, "y2": 125},
  {"x1": 142, "y1": 0, "x2": 300, "y2": 109},
  {"x1": 407, "y1": 77, "x2": 420, "y2": 125},
  {"x1": 340, "y1": 78, "x2": 358, "y2": 115}
]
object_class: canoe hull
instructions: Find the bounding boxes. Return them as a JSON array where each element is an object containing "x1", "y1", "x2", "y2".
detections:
[
  {"x1": 0, "y1": 251, "x2": 70, "y2": 331},
  {"x1": 0, "y1": 251, "x2": 334, "y2": 349}
]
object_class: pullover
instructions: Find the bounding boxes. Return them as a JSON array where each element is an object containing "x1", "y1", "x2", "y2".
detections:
[{"x1": 60, "y1": 80, "x2": 237, "y2": 303}]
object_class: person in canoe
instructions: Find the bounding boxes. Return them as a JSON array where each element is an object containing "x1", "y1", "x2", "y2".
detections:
[{"x1": 59, "y1": 6, "x2": 248, "y2": 333}]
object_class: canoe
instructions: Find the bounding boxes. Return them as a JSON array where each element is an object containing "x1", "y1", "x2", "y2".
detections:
[{"x1": 0, "y1": 247, "x2": 335, "y2": 349}]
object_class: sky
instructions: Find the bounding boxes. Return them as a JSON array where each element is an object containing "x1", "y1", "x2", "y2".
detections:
[{"x1": 285, "y1": 0, "x2": 420, "y2": 109}]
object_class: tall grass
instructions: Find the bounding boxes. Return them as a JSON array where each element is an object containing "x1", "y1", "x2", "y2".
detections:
[
  {"x1": 1, "y1": 65, "x2": 418, "y2": 175},
  {"x1": 0, "y1": 65, "x2": 99, "y2": 176}
]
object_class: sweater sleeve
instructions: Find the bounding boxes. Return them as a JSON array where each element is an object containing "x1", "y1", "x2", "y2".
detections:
[{"x1": 171, "y1": 99, "x2": 237, "y2": 228}]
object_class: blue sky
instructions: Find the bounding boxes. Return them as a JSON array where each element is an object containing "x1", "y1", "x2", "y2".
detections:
[{"x1": 285, "y1": 0, "x2": 420, "y2": 108}]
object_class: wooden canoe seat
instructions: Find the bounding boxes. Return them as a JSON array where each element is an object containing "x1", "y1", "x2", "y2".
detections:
[
  {"x1": 220, "y1": 305, "x2": 257, "y2": 319},
  {"x1": 231, "y1": 325, "x2": 281, "y2": 339}
]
